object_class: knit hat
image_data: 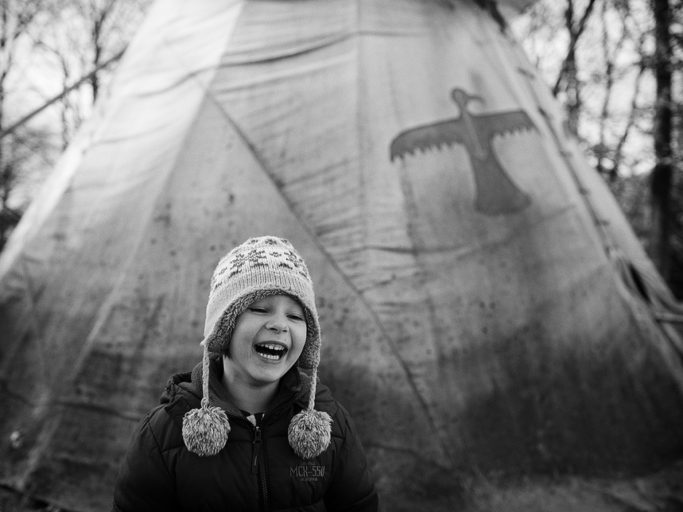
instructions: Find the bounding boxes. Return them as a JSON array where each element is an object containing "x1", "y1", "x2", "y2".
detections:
[{"x1": 182, "y1": 236, "x2": 332, "y2": 459}]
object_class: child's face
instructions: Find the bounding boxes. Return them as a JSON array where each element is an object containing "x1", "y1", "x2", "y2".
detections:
[{"x1": 224, "y1": 294, "x2": 307, "y2": 387}]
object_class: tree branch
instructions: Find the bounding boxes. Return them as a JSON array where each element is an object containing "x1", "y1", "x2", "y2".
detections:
[
  {"x1": 0, "y1": 46, "x2": 126, "y2": 140},
  {"x1": 552, "y1": 0, "x2": 598, "y2": 96}
]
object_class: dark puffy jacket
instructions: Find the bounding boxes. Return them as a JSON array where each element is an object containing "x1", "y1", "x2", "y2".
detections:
[{"x1": 112, "y1": 360, "x2": 378, "y2": 512}]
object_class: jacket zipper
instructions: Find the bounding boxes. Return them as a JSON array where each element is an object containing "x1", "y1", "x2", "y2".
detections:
[
  {"x1": 251, "y1": 425, "x2": 261, "y2": 475},
  {"x1": 252, "y1": 424, "x2": 269, "y2": 511}
]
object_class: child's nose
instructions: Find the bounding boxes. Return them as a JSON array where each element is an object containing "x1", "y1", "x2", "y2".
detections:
[{"x1": 265, "y1": 314, "x2": 288, "y2": 332}]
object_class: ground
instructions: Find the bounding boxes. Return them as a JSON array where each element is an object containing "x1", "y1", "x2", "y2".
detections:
[
  {"x1": 468, "y1": 460, "x2": 683, "y2": 512},
  {"x1": 0, "y1": 486, "x2": 68, "y2": 512}
]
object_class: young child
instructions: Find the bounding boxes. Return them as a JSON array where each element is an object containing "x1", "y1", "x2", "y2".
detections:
[{"x1": 112, "y1": 236, "x2": 378, "y2": 511}]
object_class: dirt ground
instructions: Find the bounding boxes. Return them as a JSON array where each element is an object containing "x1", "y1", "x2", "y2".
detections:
[
  {"x1": 468, "y1": 460, "x2": 683, "y2": 512},
  {"x1": 0, "y1": 486, "x2": 65, "y2": 512}
]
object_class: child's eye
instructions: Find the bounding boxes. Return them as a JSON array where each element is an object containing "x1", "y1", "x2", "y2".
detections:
[
  {"x1": 249, "y1": 307, "x2": 267, "y2": 313},
  {"x1": 288, "y1": 313, "x2": 305, "y2": 321}
]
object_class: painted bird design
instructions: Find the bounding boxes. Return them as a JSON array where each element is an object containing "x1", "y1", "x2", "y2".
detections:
[{"x1": 390, "y1": 88, "x2": 535, "y2": 215}]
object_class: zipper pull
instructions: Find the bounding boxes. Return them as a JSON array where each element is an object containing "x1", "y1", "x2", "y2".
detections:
[{"x1": 251, "y1": 425, "x2": 261, "y2": 475}]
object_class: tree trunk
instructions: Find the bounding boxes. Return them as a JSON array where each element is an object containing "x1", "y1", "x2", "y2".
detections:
[{"x1": 650, "y1": 0, "x2": 673, "y2": 280}]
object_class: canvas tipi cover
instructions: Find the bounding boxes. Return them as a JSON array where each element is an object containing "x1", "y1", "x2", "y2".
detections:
[{"x1": 1, "y1": 0, "x2": 683, "y2": 510}]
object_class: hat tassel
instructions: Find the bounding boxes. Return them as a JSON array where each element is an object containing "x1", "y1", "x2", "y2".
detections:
[
  {"x1": 287, "y1": 369, "x2": 332, "y2": 459},
  {"x1": 182, "y1": 340, "x2": 231, "y2": 456}
]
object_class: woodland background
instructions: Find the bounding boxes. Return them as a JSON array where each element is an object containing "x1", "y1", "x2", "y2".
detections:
[{"x1": 1, "y1": 0, "x2": 682, "y2": 295}]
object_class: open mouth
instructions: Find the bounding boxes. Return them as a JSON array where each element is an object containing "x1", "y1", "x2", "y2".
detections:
[{"x1": 254, "y1": 342, "x2": 288, "y2": 361}]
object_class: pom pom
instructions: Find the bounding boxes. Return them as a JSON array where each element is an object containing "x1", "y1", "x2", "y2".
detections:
[
  {"x1": 288, "y1": 409, "x2": 332, "y2": 459},
  {"x1": 182, "y1": 405, "x2": 231, "y2": 457}
]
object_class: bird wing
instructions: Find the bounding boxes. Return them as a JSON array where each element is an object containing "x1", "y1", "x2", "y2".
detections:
[
  {"x1": 475, "y1": 109, "x2": 537, "y2": 142},
  {"x1": 389, "y1": 119, "x2": 467, "y2": 161}
]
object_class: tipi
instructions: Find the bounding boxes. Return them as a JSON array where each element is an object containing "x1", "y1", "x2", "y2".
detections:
[{"x1": 1, "y1": 0, "x2": 682, "y2": 510}]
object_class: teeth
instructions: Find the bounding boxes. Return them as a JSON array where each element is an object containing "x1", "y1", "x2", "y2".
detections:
[
  {"x1": 263, "y1": 344, "x2": 285, "y2": 351},
  {"x1": 260, "y1": 352, "x2": 280, "y2": 360},
  {"x1": 254, "y1": 343, "x2": 288, "y2": 360}
]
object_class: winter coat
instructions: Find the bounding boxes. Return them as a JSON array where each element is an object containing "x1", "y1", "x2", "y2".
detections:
[{"x1": 112, "y1": 358, "x2": 378, "y2": 512}]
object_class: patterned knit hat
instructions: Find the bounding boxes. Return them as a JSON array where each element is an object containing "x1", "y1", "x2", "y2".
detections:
[{"x1": 182, "y1": 236, "x2": 332, "y2": 459}]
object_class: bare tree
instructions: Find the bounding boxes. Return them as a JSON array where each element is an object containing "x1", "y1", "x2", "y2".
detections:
[
  {"x1": 32, "y1": 0, "x2": 151, "y2": 138},
  {"x1": 34, "y1": 41, "x2": 83, "y2": 149},
  {"x1": 515, "y1": 0, "x2": 654, "y2": 175},
  {"x1": 552, "y1": 0, "x2": 598, "y2": 134},
  {"x1": 0, "y1": 0, "x2": 55, "y2": 250},
  {"x1": 650, "y1": 0, "x2": 674, "y2": 278},
  {"x1": 0, "y1": 0, "x2": 150, "y2": 252},
  {"x1": 593, "y1": 0, "x2": 651, "y2": 181}
]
